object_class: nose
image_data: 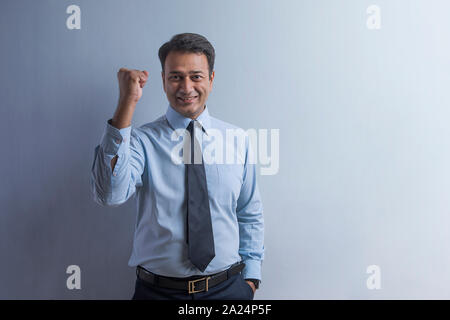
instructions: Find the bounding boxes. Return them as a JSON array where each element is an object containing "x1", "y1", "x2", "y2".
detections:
[{"x1": 180, "y1": 77, "x2": 194, "y2": 93}]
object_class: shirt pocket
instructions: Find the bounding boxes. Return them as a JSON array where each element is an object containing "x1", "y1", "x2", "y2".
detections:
[{"x1": 215, "y1": 164, "x2": 243, "y2": 211}]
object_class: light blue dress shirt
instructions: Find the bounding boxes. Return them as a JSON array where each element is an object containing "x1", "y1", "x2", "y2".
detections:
[{"x1": 90, "y1": 104, "x2": 264, "y2": 280}]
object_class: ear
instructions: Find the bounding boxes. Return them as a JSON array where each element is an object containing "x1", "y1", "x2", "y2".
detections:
[{"x1": 209, "y1": 70, "x2": 215, "y2": 91}]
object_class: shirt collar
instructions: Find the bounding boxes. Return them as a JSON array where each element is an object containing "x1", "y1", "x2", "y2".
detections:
[{"x1": 165, "y1": 103, "x2": 211, "y2": 134}]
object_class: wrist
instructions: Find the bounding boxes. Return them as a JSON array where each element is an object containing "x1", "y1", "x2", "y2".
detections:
[
  {"x1": 112, "y1": 103, "x2": 136, "y2": 129},
  {"x1": 118, "y1": 96, "x2": 138, "y2": 108}
]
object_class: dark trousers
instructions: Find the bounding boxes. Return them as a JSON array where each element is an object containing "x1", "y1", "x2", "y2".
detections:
[{"x1": 132, "y1": 272, "x2": 255, "y2": 300}]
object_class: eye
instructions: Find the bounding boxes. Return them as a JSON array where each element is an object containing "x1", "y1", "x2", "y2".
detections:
[
  {"x1": 169, "y1": 75, "x2": 180, "y2": 80},
  {"x1": 192, "y1": 75, "x2": 202, "y2": 80}
]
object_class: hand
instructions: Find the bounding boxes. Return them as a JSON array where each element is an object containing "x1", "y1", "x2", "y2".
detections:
[
  {"x1": 117, "y1": 68, "x2": 149, "y2": 105},
  {"x1": 111, "y1": 68, "x2": 149, "y2": 130},
  {"x1": 245, "y1": 280, "x2": 256, "y2": 294}
]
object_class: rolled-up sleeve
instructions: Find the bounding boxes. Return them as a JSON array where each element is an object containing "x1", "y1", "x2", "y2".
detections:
[
  {"x1": 90, "y1": 119, "x2": 145, "y2": 207},
  {"x1": 236, "y1": 135, "x2": 264, "y2": 281}
]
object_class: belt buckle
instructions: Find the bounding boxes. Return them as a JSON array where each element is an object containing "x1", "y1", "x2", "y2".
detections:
[{"x1": 188, "y1": 276, "x2": 211, "y2": 294}]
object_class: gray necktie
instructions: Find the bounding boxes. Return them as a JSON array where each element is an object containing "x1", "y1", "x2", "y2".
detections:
[{"x1": 186, "y1": 120, "x2": 215, "y2": 272}]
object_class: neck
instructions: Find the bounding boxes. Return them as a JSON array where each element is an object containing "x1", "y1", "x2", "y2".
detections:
[{"x1": 189, "y1": 105, "x2": 206, "y2": 120}]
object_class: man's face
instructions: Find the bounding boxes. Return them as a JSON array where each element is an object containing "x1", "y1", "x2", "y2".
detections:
[{"x1": 162, "y1": 51, "x2": 214, "y2": 119}]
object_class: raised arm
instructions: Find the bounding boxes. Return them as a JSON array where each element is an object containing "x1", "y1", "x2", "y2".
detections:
[{"x1": 90, "y1": 68, "x2": 149, "y2": 206}]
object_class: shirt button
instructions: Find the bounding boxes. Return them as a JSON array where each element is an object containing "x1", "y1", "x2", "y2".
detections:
[
  {"x1": 123, "y1": 138, "x2": 126, "y2": 142},
  {"x1": 113, "y1": 172, "x2": 117, "y2": 176},
  {"x1": 115, "y1": 138, "x2": 121, "y2": 144}
]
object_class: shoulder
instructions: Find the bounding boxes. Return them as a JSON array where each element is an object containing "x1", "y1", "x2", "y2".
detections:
[
  {"x1": 132, "y1": 115, "x2": 167, "y2": 136},
  {"x1": 210, "y1": 116, "x2": 252, "y2": 142},
  {"x1": 210, "y1": 116, "x2": 247, "y2": 133}
]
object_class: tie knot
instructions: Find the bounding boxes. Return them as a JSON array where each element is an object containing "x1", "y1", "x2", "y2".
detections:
[
  {"x1": 187, "y1": 120, "x2": 206, "y2": 135},
  {"x1": 186, "y1": 120, "x2": 195, "y2": 134}
]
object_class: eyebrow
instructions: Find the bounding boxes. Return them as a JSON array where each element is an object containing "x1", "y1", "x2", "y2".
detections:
[{"x1": 168, "y1": 70, "x2": 205, "y2": 75}]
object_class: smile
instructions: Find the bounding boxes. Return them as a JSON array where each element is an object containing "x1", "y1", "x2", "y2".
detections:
[{"x1": 178, "y1": 96, "x2": 198, "y2": 103}]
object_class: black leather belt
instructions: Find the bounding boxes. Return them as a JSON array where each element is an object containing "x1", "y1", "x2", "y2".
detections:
[{"x1": 136, "y1": 262, "x2": 245, "y2": 294}]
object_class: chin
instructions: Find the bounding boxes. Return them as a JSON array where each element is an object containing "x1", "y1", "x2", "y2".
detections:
[{"x1": 174, "y1": 102, "x2": 203, "y2": 117}]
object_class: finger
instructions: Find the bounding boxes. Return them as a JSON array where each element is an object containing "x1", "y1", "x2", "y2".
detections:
[
  {"x1": 140, "y1": 79, "x2": 147, "y2": 88},
  {"x1": 140, "y1": 71, "x2": 149, "y2": 81}
]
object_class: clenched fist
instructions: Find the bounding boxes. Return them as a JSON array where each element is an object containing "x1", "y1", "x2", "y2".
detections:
[
  {"x1": 111, "y1": 68, "x2": 149, "y2": 130},
  {"x1": 117, "y1": 68, "x2": 149, "y2": 104}
]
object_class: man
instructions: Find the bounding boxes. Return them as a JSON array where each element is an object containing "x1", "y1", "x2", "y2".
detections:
[{"x1": 90, "y1": 33, "x2": 264, "y2": 300}]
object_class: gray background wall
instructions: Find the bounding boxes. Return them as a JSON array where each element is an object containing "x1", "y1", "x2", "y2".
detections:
[{"x1": 1, "y1": 0, "x2": 450, "y2": 299}]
